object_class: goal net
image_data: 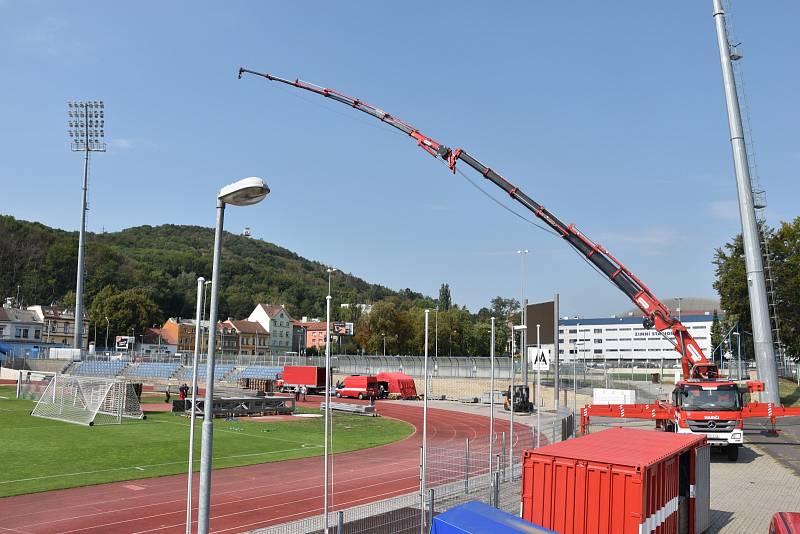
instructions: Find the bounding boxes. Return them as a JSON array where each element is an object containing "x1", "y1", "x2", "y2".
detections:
[
  {"x1": 31, "y1": 375, "x2": 144, "y2": 426},
  {"x1": 16, "y1": 371, "x2": 57, "y2": 401}
]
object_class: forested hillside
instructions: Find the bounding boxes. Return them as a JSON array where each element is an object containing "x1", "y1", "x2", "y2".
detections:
[{"x1": 0, "y1": 215, "x2": 431, "y2": 335}]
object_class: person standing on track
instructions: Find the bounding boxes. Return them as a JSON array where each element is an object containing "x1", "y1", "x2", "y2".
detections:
[{"x1": 301, "y1": 385, "x2": 307, "y2": 401}]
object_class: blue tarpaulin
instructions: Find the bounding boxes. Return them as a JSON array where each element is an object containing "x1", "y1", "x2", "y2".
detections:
[
  {"x1": 430, "y1": 501, "x2": 555, "y2": 534},
  {"x1": 0, "y1": 342, "x2": 10, "y2": 355}
]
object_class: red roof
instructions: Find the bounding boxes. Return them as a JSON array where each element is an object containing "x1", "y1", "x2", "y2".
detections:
[
  {"x1": 224, "y1": 319, "x2": 268, "y2": 335},
  {"x1": 303, "y1": 322, "x2": 328, "y2": 331},
  {"x1": 527, "y1": 427, "x2": 706, "y2": 468}
]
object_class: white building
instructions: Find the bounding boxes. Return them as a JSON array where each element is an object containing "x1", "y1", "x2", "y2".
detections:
[
  {"x1": 247, "y1": 304, "x2": 294, "y2": 355},
  {"x1": 558, "y1": 314, "x2": 716, "y2": 363}
]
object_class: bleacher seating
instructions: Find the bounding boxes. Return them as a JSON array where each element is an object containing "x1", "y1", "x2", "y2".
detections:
[
  {"x1": 70, "y1": 361, "x2": 127, "y2": 377},
  {"x1": 235, "y1": 366, "x2": 283, "y2": 380},
  {"x1": 125, "y1": 362, "x2": 181, "y2": 379},
  {"x1": 177, "y1": 364, "x2": 235, "y2": 381}
]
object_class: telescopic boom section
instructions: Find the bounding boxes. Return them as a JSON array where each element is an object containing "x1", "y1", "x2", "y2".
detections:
[{"x1": 239, "y1": 67, "x2": 716, "y2": 380}]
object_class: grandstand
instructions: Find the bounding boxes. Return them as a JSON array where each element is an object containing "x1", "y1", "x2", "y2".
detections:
[
  {"x1": 229, "y1": 365, "x2": 283, "y2": 381},
  {"x1": 70, "y1": 361, "x2": 128, "y2": 377},
  {"x1": 124, "y1": 362, "x2": 181, "y2": 380},
  {"x1": 176, "y1": 363, "x2": 236, "y2": 381}
]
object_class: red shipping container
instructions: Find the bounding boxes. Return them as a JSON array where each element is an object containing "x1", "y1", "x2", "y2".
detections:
[{"x1": 521, "y1": 427, "x2": 710, "y2": 534}]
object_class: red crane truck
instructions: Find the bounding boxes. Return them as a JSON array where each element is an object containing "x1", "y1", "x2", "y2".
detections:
[{"x1": 238, "y1": 68, "x2": 800, "y2": 460}]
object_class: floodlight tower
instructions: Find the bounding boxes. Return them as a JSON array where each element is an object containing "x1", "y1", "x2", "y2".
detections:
[{"x1": 67, "y1": 100, "x2": 106, "y2": 350}]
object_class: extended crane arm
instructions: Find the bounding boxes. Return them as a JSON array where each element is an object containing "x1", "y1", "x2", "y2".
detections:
[{"x1": 239, "y1": 67, "x2": 716, "y2": 379}]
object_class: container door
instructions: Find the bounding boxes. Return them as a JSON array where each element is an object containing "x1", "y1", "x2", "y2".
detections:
[{"x1": 694, "y1": 444, "x2": 711, "y2": 533}]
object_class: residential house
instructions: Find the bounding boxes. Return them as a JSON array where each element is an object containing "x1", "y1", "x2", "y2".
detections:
[
  {"x1": 160, "y1": 318, "x2": 214, "y2": 354},
  {"x1": 222, "y1": 319, "x2": 269, "y2": 356},
  {"x1": 247, "y1": 304, "x2": 294, "y2": 355},
  {"x1": 0, "y1": 307, "x2": 43, "y2": 344},
  {"x1": 27, "y1": 305, "x2": 89, "y2": 348}
]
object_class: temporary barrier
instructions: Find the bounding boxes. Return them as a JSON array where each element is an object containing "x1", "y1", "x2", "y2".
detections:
[
  {"x1": 521, "y1": 427, "x2": 710, "y2": 534},
  {"x1": 376, "y1": 371, "x2": 417, "y2": 398},
  {"x1": 431, "y1": 501, "x2": 555, "y2": 533}
]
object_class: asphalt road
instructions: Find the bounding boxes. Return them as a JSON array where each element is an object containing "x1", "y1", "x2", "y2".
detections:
[{"x1": 743, "y1": 416, "x2": 800, "y2": 476}]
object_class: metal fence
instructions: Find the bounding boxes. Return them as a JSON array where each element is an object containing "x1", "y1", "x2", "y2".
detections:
[{"x1": 251, "y1": 414, "x2": 573, "y2": 534}]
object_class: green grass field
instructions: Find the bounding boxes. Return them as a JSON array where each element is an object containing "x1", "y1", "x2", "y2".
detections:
[
  {"x1": 780, "y1": 378, "x2": 800, "y2": 407},
  {"x1": 0, "y1": 386, "x2": 413, "y2": 497}
]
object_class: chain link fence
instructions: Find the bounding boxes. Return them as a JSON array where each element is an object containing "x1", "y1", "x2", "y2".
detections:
[{"x1": 251, "y1": 413, "x2": 573, "y2": 534}]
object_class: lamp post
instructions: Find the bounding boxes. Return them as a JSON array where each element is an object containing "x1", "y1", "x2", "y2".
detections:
[
  {"x1": 512, "y1": 324, "x2": 527, "y2": 470},
  {"x1": 675, "y1": 297, "x2": 683, "y2": 322},
  {"x1": 489, "y1": 317, "x2": 495, "y2": 475},
  {"x1": 197, "y1": 177, "x2": 269, "y2": 534},
  {"x1": 435, "y1": 305, "x2": 439, "y2": 358},
  {"x1": 732, "y1": 330, "x2": 742, "y2": 381},
  {"x1": 517, "y1": 249, "x2": 529, "y2": 388},
  {"x1": 536, "y1": 324, "x2": 541, "y2": 448},
  {"x1": 382, "y1": 333, "x2": 386, "y2": 357},
  {"x1": 186, "y1": 276, "x2": 205, "y2": 534},
  {"x1": 323, "y1": 266, "x2": 337, "y2": 534},
  {"x1": 420, "y1": 309, "x2": 430, "y2": 533},
  {"x1": 104, "y1": 316, "x2": 109, "y2": 352},
  {"x1": 68, "y1": 101, "x2": 106, "y2": 350},
  {"x1": 323, "y1": 293, "x2": 332, "y2": 532}
]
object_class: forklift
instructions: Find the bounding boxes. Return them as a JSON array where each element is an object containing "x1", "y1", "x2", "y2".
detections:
[{"x1": 503, "y1": 385, "x2": 534, "y2": 413}]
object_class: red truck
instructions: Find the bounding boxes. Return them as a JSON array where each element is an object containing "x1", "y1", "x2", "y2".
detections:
[
  {"x1": 277, "y1": 366, "x2": 326, "y2": 395},
  {"x1": 336, "y1": 375, "x2": 382, "y2": 400}
]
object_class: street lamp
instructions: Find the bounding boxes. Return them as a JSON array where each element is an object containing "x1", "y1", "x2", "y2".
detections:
[
  {"x1": 68, "y1": 100, "x2": 106, "y2": 350},
  {"x1": 104, "y1": 316, "x2": 110, "y2": 352},
  {"x1": 675, "y1": 297, "x2": 683, "y2": 322},
  {"x1": 186, "y1": 276, "x2": 205, "y2": 534},
  {"x1": 323, "y1": 266, "x2": 337, "y2": 534},
  {"x1": 512, "y1": 324, "x2": 527, "y2": 470},
  {"x1": 197, "y1": 177, "x2": 269, "y2": 534},
  {"x1": 517, "y1": 249, "x2": 529, "y2": 389}
]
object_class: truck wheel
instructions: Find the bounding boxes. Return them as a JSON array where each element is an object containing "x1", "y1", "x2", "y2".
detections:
[
  {"x1": 336, "y1": 392, "x2": 341, "y2": 398},
  {"x1": 726, "y1": 445, "x2": 739, "y2": 462},
  {"x1": 358, "y1": 393, "x2": 364, "y2": 400}
]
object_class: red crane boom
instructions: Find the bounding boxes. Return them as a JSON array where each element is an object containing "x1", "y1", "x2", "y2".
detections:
[{"x1": 238, "y1": 67, "x2": 717, "y2": 380}]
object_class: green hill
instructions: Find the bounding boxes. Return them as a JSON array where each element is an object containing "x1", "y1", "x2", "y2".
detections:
[{"x1": 0, "y1": 214, "x2": 432, "y2": 332}]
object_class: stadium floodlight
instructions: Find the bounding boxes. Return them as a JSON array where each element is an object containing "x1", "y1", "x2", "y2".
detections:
[
  {"x1": 68, "y1": 100, "x2": 107, "y2": 352},
  {"x1": 197, "y1": 177, "x2": 269, "y2": 534}
]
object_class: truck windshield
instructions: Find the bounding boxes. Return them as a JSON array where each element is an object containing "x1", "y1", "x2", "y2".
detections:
[{"x1": 680, "y1": 384, "x2": 740, "y2": 411}]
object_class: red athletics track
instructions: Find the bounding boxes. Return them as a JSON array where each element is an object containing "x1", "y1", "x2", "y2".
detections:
[{"x1": 0, "y1": 398, "x2": 537, "y2": 534}]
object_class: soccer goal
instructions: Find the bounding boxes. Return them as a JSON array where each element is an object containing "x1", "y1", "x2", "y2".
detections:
[
  {"x1": 16, "y1": 371, "x2": 57, "y2": 401},
  {"x1": 31, "y1": 375, "x2": 144, "y2": 426}
]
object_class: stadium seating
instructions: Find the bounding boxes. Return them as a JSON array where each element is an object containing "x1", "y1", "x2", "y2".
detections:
[
  {"x1": 234, "y1": 366, "x2": 283, "y2": 380},
  {"x1": 125, "y1": 362, "x2": 181, "y2": 380},
  {"x1": 177, "y1": 364, "x2": 236, "y2": 381},
  {"x1": 70, "y1": 361, "x2": 128, "y2": 377}
]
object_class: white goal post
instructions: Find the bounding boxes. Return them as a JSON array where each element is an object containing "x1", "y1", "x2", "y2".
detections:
[
  {"x1": 16, "y1": 371, "x2": 57, "y2": 401},
  {"x1": 30, "y1": 375, "x2": 144, "y2": 426}
]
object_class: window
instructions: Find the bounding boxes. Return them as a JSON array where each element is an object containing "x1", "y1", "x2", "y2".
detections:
[
  {"x1": 558, "y1": 338, "x2": 564, "y2": 344},
  {"x1": 34, "y1": 330, "x2": 41, "y2": 339},
  {"x1": 568, "y1": 329, "x2": 577, "y2": 334},
  {"x1": 607, "y1": 349, "x2": 618, "y2": 352},
  {"x1": 607, "y1": 338, "x2": 618, "y2": 341},
  {"x1": 619, "y1": 338, "x2": 631, "y2": 341},
  {"x1": 568, "y1": 338, "x2": 577, "y2": 344},
  {"x1": 22, "y1": 328, "x2": 29, "y2": 338},
  {"x1": 607, "y1": 328, "x2": 618, "y2": 332},
  {"x1": 620, "y1": 328, "x2": 631, "y2": 331},
  {"x1": 593, "y1": 328, "x2": 602, "y2": 334},
  {"x1": 594, "y1": 339, "x2": 602, "y2": 344},
  {"x1": 15, "y1": 328, "x2": 22, "y2": 338},
  {"x1": 0, "y1": 326, "x2": 4, "y2": 336},
  {"x1": 559, "y1": 349, "x2": 564, "y2": 354},
  {"x1": 594, "y1": 349, "x2": 602, "y2": 354}
]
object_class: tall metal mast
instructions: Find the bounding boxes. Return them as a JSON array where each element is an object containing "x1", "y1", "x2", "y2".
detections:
[{"x1": 711, "y1": 0, "x2": 779, "y2": 403}]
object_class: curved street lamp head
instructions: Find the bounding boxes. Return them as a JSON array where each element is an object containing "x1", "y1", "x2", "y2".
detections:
[{"x1": 217, "y1": 176, "x2": 269, "y2": 206}]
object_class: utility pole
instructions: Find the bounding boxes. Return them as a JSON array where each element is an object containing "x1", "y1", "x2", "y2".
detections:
[{"x1": 712, "y1": 0, "x2": 779, "y2": 403}]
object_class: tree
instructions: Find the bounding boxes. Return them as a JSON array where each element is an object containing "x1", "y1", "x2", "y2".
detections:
[
  {"x1": 713, "y1": 218, "x2": 800, "y2": 361},
  {"x1": 710, "y1": 309, "x2": 723, "y2": 358},
  {"x1": 89, "y1": 287, "x2": 162, "y2": 341},
  {"x1": 438, "y1": 283, "x2": 451, "y2": 311}
]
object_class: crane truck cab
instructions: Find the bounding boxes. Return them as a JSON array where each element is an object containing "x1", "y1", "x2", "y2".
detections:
[{"x1": 668, "y1": 380, "x2": 744, "y2": 460}]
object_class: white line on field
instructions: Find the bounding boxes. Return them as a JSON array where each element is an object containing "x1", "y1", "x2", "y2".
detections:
[{"x1": 0, "y1": 445, "x2": 322, "y2": 485}]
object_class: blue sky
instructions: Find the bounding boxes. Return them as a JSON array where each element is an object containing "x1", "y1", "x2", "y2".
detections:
[{"x1": 1, "y1": 2, "x2": 798, "y2": 317}]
